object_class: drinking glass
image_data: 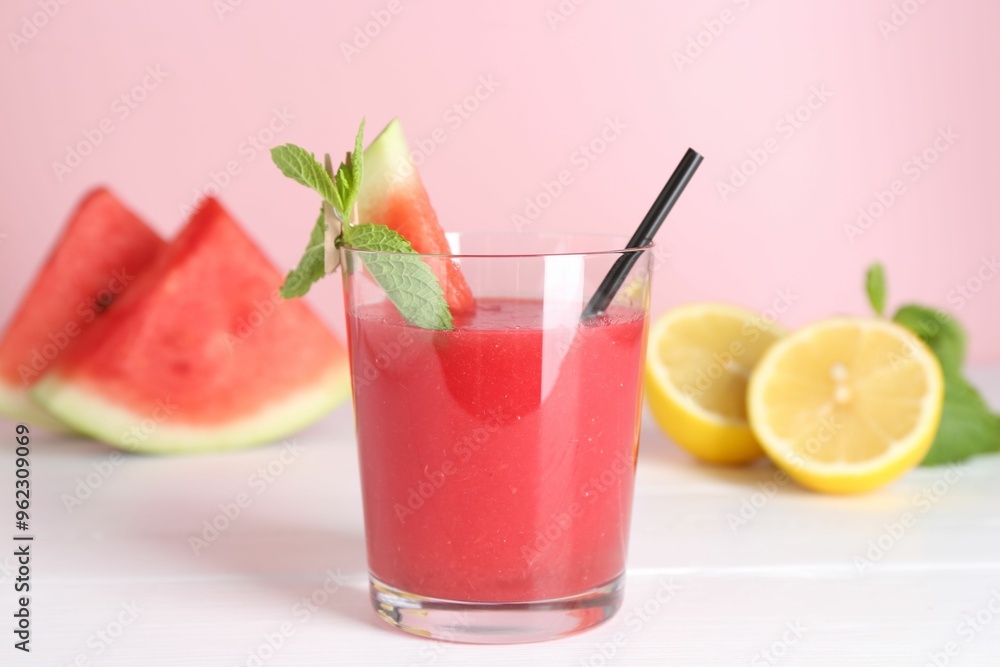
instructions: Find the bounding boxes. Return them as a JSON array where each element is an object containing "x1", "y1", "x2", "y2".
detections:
[{"x1": 341, "y1": 233, "x2": 652, "y2": 643}]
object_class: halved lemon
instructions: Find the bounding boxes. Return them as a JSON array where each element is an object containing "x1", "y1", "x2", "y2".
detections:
[
  {"x1": 747, "y1": 317, "x2": 944, "y2": 494},
  {"x1": 645, "y1": 303, "x2": 785, "y2": 464}
]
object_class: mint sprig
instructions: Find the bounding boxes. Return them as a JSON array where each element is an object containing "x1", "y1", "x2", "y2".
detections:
[
  {"x1": 271, "y1": 122, "x2": 365, "y2": 219},
  {"x1": 271, "y1": 120, "x2": 453, "y2": 330},
  {"x1": 892, "y1": 304, "x2": 966, "y2": 372},
  {"x1": 922, "y1": 374, "x2": 1000, "y2": 466},
  {"x1": 865, "y1": 263, "x2": 886, "y2": 316},
  {"x1": 279, "y1": 206, "x2": 325, "y2": 298},
  {"x1": 271, "y1": 144, "x2": 342, "y2": 211},
  {"x1": 342, "y1": 224, "x2": 453, "y2": 331},
  {"x1": 864, "y1": 262, "x2": 1000, "y2": 465}
]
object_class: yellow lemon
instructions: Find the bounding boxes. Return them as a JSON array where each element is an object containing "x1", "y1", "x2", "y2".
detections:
[
  {"x1": 747, "y1": 317, "x2": 944, "y2": 494},
  {"x1": 645, "y1": 303, "x2": 785, "y2": 464}
]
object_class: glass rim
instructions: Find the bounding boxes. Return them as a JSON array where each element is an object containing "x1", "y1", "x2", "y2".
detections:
[{"x1": 341, "y1": 231, "x2": 654, "y2": 259}]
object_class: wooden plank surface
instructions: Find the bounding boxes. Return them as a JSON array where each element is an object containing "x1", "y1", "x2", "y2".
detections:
[{"x1": 2, "y1": 368, "x2": 999, "y2": 665}]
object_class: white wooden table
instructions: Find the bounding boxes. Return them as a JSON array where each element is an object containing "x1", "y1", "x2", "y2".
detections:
[{"x1": 3, "y1": 368, "x2": 999, "y2": 666}]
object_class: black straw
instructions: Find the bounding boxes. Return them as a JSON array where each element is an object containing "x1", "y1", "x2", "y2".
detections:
[{"x1": 582, "y1": 148, "x2": 703, "y2": 319}]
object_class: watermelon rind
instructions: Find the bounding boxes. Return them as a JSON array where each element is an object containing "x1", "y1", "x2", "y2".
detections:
[
  {"x1": 360, "y1": 118, "x2": 412, "y2": 198},
  {"x1": 31, "y1": 365, "x2": 350, "y2": 454},
  {"x1": 0, "y1": 380, "x2": 69, "y2": 431},
  {"x1": 0, "y1": 187, "x2": 164, "y2": 432},
  {"x1": 358, "y1": 118, "x2": 476, "y2": 313},
  {"x1": 27, "y1": 197, "x2": 352, "y2": 454}
]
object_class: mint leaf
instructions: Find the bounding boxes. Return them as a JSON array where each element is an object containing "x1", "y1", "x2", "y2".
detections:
[
  {"x1": 889, "y1": 299, "x2": 995, "y2": 466},
  {"x1": 343, "y1": 223, "x2": 453, "y2": 331},
  {"x1": 273, "y1": 120, "x2": 368, "y2": 298},
  {"x1": 893, "y1": 304, "x2": 966, "y2": 373},
  {"x1": 865, "y1": 262, "x2": 886, "y2": 316},
  {"x1": 273, "y1": 120, "x2": 455, "y2": 329},
  {"x1": 271, "y1": 145, "x2": 342, "y2": 212},
  {"x1": 279, "y1": 207, "x2": 325, "y2": 298},
  {"x1": 334, "y1": 119, "x2": 365, "y2": 216},
  {"x1": 863, "y1": 264, "x2": 999, "y2": 465},
  {"x1": 921, "y1": 374, "x2": 1000, "y2": 465}
]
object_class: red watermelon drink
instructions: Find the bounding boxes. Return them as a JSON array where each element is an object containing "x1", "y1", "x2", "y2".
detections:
[
  {"x1": 341, "y1": 233, "x2": 652, "y2": 643},
  {"x1": 270, "y1": 119, "x2": 653, "y2": 643}
]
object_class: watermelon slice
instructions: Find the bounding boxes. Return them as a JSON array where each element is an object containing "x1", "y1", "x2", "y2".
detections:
[
  {"x1": 359, "y1": 119, "x2": 475, "y2": 313},
  {"x1": 0, "y1": 188, "x2": 165, "y2": 430},
  {"x1": 32, "y1": 198, "x2": 351, "y2": 453}
]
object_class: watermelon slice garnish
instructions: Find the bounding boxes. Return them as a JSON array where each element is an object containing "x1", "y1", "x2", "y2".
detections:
[
  {"x1": 31, "y1": 198, "x2": 351, "y2": 453},
  {"x1": 359, "y1": 119, "x2": 475, "y2": 314},
  {"x1": 0, "y1": 188, "x2": 165, "y2": 430}
]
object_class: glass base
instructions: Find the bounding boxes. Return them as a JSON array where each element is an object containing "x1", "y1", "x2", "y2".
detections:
[{"x1": 369, "y1": 574, "x2": 624, "y2": 644}]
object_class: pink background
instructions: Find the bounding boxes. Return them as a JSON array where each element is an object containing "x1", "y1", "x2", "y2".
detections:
[{"x1": 1, "y1": 0, "x2": 998, "y2": 360}]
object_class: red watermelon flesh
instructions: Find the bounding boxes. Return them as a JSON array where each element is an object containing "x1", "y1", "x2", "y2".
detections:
[
  {"x1": 0, "y1": 188, "x2": 165, "y2": 429},
  {"x1": 32, "y1": 198, "x2": 351, "y2": 453},
  {"x1": 359, "y1": 119, "x2": 475, "y2": 314}
]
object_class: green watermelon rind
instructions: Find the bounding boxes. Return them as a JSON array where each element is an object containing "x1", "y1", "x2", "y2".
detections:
[
  {"x1": 359, "y1": 118, "x2": 413, "y2": 204},
  {"x1": 31, "y1": 365, "x2": 351, "y2": 454},
  {"x1": 0, "y1": 187, "x2": 164, "y2": 433},
  {"x1": 0, "y1": 380, "x2": 71, "y2": 432}
]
